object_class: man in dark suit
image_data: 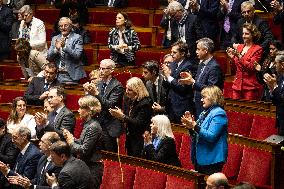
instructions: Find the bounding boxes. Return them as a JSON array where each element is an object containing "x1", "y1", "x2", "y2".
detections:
[
  {"x1": 24, "y1": 63, "x2": 61, "y2": 106},
  {"x1": 234, "y1": 1, "x2": 274, "y2": 52},
  {"x1": 35, "y1": 86, "x2": 75, "y2": 139},
  {"x1": 188, "y1": 0, "x2": 220, "y2": 44},
  {"x1": 264, "y1": 52, "x2": 284, "y2": 135},
  {"x1": 84, "y1": 59, "x2": 124, "y2": 152},
  {"x1": 142, "y1": 60, "x2": 169, "y2": 115},
  {"x1": 7, "y1": 132, "x2": 62, "y2": 189},
  {"x1": 106, "y1": 0, "x2": 127, "y2": 7},
  {"x1": 0, "y1": 0, "x2": 13, "y2": 60},
  {"x1": 180, "y1": 38, "x2": 224, "y2": 117},
  {"x1": 271, "y1": 0, "x2": 284, "y2": 45},
  {"x1": 46, "y1": 141, "x2": 92, "y2": 189},
  {"x1": 166, "y1": 1, "x2": 203, "y2": 59},
  {"x1": 162, "y1": 41, "x2": 197, "y2": 123},
  {"x1": 0, "y1": 126, "x2": 42, "y2": 188}
]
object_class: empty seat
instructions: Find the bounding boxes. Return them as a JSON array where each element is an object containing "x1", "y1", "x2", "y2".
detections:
[
  {"x1": 222, "y1": 144, "x2": 244, "y2": 179},
  {"x1": 249, "y1": 115, "x2": 277, "y2": 140},
  {"x1": 165, "y1": 175, "x2": 195, "y2": 189},
  {"x1": 133, "y1": 167, "x2": 167, "y2": 189},
  {"x1": 227, "y1": 110, "x2": 253, "y2": 137},
  {"x1": 178, "y1": 134, "x2": 194, "y2": 170},
  {"x1": 101, "y1": 160, "x2": 136, "y2": 189},
  {"x1": 237, "y1": 147, "x2": 272, "y2": 188}
]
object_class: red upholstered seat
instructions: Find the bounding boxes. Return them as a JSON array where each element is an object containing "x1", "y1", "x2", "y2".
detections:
[
  {"x1": 227, "y1": 110, "x2": 253, "y2": 137},
  {"x1": 214, "y1": 52, "x2": 228, "y2": 75},
  {"x1": 84, "y1": 48, "x2": 94, "y2": 65},
  {"x1": 0, "y1": 90, "x2": 24, "y2": 103},
  {"x1": 133, "y1": 167, "x2": 167, "y2": 189},
  {"x1": 0, "y1": 65, "x2": 24, "y2": 80},
  {"x1": 89, "y1": 11, "x2": 116, "y2": 25},
  {"x1": 153, "y1": 12, "x2": 163, "y2": 27},
  {"x1": 118, "y1": 134, "x2": 127, "y2": 155},
  {"x1": 249, "y1": 115, "x2": 277, "y2": 140},
  {"x1": 222, "y1": 144, "x2": 243, "y2": 179},
  {"x1": 165, "y1": 175, "x2": 195, "y2": 189},
  {"x1": 135, "y1": 50, "x2": 165, "y2": 67},
  {"x1": 97, "y1": 49, "x2": 111, "y2": 65},
  {"x1": 0, "y1": 110, "x2": 10, "y2": 120},
  {"x1": 128, "y1": 0, "x2": 159, "y2": 8},
  {"x1": 101, "y1": 160, "x2": 136, "y2": 189},
  {"x1": 114, "y1": 71, "x2": 133, "y2": 87},
  {"x1": 73, "y1": 118, "x2": 83, "y2": 139},
  {"x1": 65, "y1": 94, "x2": 81, "y2": 111},
  {"x1": 34, "y1": 9, "x2": 60, "y2": 24},
  {"x1": 178, "y1": 134, "x2": 194, "y2": 170},
  {"x1": 173, "y1": 132, "x2": 183, "y2": 155},
  {"x1": 237, "y1": 147, "x2": 272, "y2": 187}
]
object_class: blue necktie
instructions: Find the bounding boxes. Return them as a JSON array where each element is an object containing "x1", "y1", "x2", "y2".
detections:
[{"x1": 101, "y1": 82, "x2": 107, "y2": 96}]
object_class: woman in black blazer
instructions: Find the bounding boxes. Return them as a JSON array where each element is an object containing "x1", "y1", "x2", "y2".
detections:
[{"x1": 142, "y1": 115, "x2": 181, "y2": 167}]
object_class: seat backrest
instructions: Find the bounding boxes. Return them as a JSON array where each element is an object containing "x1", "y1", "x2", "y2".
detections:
[
  {"x1": 227, "y1": 110, "x2": 253, "y2": 137},
  {"x1": 173, "y1": 132, "x2": 183, "y2": 155},
  {"x1": 237, "y1": 147, "x2": 272, "y2": 187},
  {"x1": 222, "y1": 143, "x2": 244, "y2": 179},
  {"x1": 100, "y1": 160, "x2": 136, "y2": 189},
  {"x1": 249, "y1": 115, "x2": 277, "y2": 140},
  {"x1": 133, "y1": 167, "x2": 167, "y2": 189},
  {"x1": 178, "y1": 134, "x2": 194, "y2": 170},
  {"x1": 165, "y1": 175, "x2": 195, "y2": 189}
]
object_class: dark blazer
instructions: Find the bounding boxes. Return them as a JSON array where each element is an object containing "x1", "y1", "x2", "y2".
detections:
[
  {"x1": 273, "y1": 10, "x2": 284, "y2": 44},
  {"x1": 235, "y1": 15, "x2": 274, "y2": 51},
  {"x1": 193, "y1": 58, "x2": 224, "y2": 117},
  {"x1": 31, "y1": 155, "x2": 61, "y2": 188},
  {"x1": 0, "y1": 133, "x2": 19, "y2": 167},
  {"x1": 8, "y1": 143, "x2": 42, "y2": 180},
  {"x1": 142, "y1": 136, "x2": 181, "y2": 167},
  {"x1": 36, "y1": 106, "x2": 76, "y2": 139},
  {"x1": 96, "y1": 77, "x2": 124, "y2": 138},
  {"x1": 24, "y1": 77, "x2": 61, "y2": 106},
  {"x1": 113, "y1": 0, "x2": 128, "y2": 7},
  {"x1": 0, "y1": 5, "x2": 13, "y2": 55},
  {"x1": 146, "y1": 74, "x2": 168, "y2": 114},
  {"x1": 193, "y1": 0, "x2": 220, "y2": 42},
  {"x1": 54, "y1": 157, "x2": 92, "y2": 189},
  {"x1": 164, "y1": 58, "x2": 197, "y2": 123},
  {"x1": 271, "y1": 75, "x2": 284, "y2": 135},
  {"x1": 70, "y1": 119, "x2": 103, "y2": 164},
  {"x1": 123, "y1": 96, "x2": 153, "y2": 157}
]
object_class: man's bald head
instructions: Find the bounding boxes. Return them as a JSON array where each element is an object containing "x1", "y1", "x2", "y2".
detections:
[{"x1": 206, "y1": 173, "x2": 229, "y2": 189}]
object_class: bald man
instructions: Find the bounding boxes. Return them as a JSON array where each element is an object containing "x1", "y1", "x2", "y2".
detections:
[{"x1": 206, "y1": 173, "x2": 229, "y2": 189}]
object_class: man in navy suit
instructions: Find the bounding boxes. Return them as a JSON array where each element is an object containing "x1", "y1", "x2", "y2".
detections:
[
  {"x1": 264, "y1": 51, "x2": 284, "y2": 135},
  {"x1": 179, "y1": 38, "x2": 224, "y2": 117},
  {"x1": 7, "y1": 132, "x2": 62, "y2": 188},
  {"x1": 83, "y1": 59, "x2": 124, "y2": 152},
  {"x1": 0, "y1": 126, "x2": 42, "y2": 188},
  {"x1": 162, "y1": 41, "x2": 197, "y2": 123},
  {"x1": 47, "y1": 17, "x2": 86, "y2": 84},
  {"x1": 24, "y1": 63, "x2": 61, "y2": 106}
]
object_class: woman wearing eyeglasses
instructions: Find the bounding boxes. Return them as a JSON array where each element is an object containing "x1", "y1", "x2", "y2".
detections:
[
  {"x1": 181, "y1": 86, "x2": 228, "y2": 175},
  {"x1": 63, "y1": 95, "x2": 103, "y2": 189}
]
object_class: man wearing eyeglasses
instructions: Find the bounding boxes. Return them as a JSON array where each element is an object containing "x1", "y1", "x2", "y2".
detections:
[
  {"x1": 233, "y1": 1, "x2": 274, "y2": 52},
  {"x1": 18, "y1": 5, "x2": 48, "y2": 80},
  {"x1": 83, "y1": 59, "x2": 124, "y2": 152},
  {"x1": 206, "y1": 173, "x2": 229, "y2": 189},
  {"x1": 35, "y1": 86, "x2": 75, "y2": 139},
  {"x1": 47, "y1": 17, "x2": 86, "y2": 84}
]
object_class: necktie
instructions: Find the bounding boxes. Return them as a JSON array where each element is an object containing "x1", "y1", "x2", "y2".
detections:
[
  {"x1": 101, "y1": 82, "x2": 107, "y2": 96},
  {"x1": 224, "y1": 0, "x2": 234, "y2": 33},
  {"x1": 49, "y1": 111, "x2": 58, "y2": 126},
  {"x1": 15, "y1": 153, "x2": 23, "y2": 171},
  {"x1": 44, "y1": 83, "x2": 49, "y2": 91},
  {"x1": 197, "y1": 63, "x2": 205, "y2": 82},
  {"x1": 60, "y1": 37, "x2": 67, "y2": 69}
]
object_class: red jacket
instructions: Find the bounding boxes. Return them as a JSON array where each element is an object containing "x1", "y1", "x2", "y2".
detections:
[{"x1": 232, "y1": 44, "x2": 263, "y2": 91}]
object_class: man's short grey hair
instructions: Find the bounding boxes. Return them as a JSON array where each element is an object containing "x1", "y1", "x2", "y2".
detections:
[
  {"x1": 59, "y1": 17, "x2": 72, "y2": 25},
  {"x1": 167, "y1": 1, "x2": 184, "y2": 13},
  {"x1": 241, "y1": 1, "x2": 254, "y2": 10},
  {"x1": 19, "y1": 5, "x2": 33, "y2": 14},
  {"x1": 275, "y1": 51, "x2": 284, "y2": 63},
  {"x1": 17, "y1": 126, "x2": 31, "y2": 141},
  {"x1": 100, "y1": 59, "x2": 116, "y2": 68},
  {"x1": 196, "y1": 38, "x2": 215, "y2": 53}
]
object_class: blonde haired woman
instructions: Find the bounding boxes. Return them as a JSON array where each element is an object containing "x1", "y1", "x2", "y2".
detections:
[
  {"x1": 142, "y1": 115, "x2": 181, "y2": 166},
  {"x1": 63, "y1": 95, "x2": 103, "y2": 189},
  {"x1": 109, "y1": 77, "x2": 153, "y2": 157}
]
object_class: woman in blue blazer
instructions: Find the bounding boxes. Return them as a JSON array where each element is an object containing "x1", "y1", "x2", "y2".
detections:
[{"x1": 181, "y1": 85, "x2": 228, "y2": 175}]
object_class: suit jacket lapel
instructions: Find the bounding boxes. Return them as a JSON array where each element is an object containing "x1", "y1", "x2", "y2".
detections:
[
  {"x1": 54, "y1": 107, "x2": 65, "y2": 129},
  {"x1": 104, "y1": 78, "x2": 114, "y2": 97}
]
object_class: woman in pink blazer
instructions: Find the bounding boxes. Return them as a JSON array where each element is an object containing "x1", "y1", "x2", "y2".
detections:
[{"x1": 227, "y1": 23, "x2": 263, "y2": 100}]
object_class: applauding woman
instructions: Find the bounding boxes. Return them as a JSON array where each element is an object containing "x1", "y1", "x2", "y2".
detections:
[
  {"x1": 108, "y1": 12, "x2": 141, "y2": 67},
  {"x1": 181, "y1": 86, "x2": 228, "y2": 175},
  {"x1": 227, "y1": 23, "x2": 263, "y2": 100},
  {"x1": 63, "y1": 95, "x2": 103, "y2": 189},
  {"x1": 142, "y1": 115, "x2": 180, "y2": 166}
]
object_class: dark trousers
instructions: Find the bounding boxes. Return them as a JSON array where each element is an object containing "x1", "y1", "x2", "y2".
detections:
[
  {"x1": 88, "y1": 162, "x2": 104, "y2": 189},
  {"x1": 195, "y1": 162, "x2": 224, "y2": 175},
  {"x1": 102, "y1": 130, "x2": 118, "y2": 153}
]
